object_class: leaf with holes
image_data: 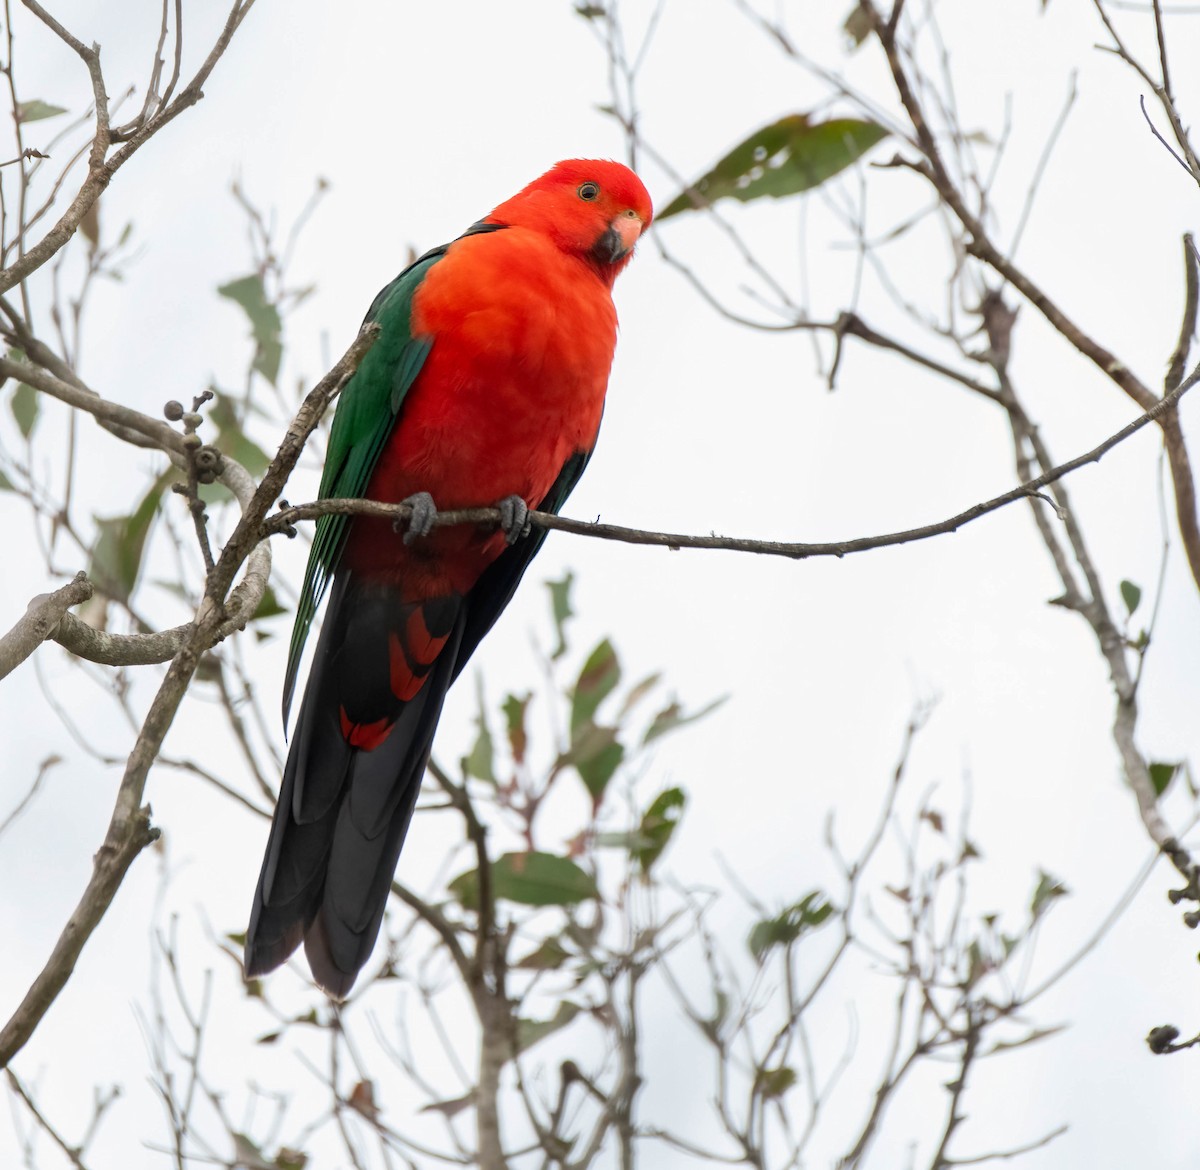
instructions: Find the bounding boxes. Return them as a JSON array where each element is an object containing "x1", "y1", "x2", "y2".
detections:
[
  {"x1": 218, "y1": 274, "x2": 283, "y2": 385},
  {"x1": 503, "y1": 691, "x2": 532, "y2": 765},
  {"x1": 545, "y1": 571, "x2": 574, "y2": 659},
  {"x1": 659, "y1": 115, "x2": 889, "y2": 219}
]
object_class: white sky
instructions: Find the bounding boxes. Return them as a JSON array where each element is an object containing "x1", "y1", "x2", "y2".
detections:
[{"x1": 3, "y1": 1, "x2": 1200, "y2": 1167}]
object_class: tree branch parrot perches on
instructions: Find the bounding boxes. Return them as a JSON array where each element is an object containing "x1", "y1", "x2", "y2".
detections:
[{"x1": 245, "y1": 159, "x2": 652, "y2": 998}]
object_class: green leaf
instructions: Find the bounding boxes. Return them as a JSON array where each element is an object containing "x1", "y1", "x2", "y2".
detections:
[
  {"x1": 842, "y1": 3, "x2": 872, "y2": 48},
  {"x1": 253, "y1": 585, "x2": 288, "y2": 621},
  {"x1": 462, "y1": 677, "x2": 495, "y2": 783},
  {"x1": 515, "y1": 936, "x2": 572, "y2": 970},
  {"x1": 1120, "y1": 579, "x2": 1142, "y2": 617},
  {"x1": 420, "y1": 1093, "x2": 474, "y2": 1119},
  {"x1": 987, "y1": 1024, "x2": 1068, "y2": 1054},
  {"x1": 0, "y1": 468, "x2": 15, "y2": 490},
  {"x1": 748, "y1": 892, "x2": 835, "y2": 961},
  {"x1": 634, "y1": 786, "x2": 686, "y2": 872},
  {"x1": 1150, "y1": 761, "x2": 1180, "y2": 799},
  {"x1": 89, "y1": 475, "x2": 166, "y2": 603},
  {"x1": 11, "y1": 380, "x2": 39, "y2": 439},
  {"x1": 618, "y1": 671, "x2": 662, "y2": 719},
  {"x1": 449, "y1": 851, "x2": 598, "y2": 910},
  {"x1": 545, "y1": 571, "x2": 575, "y2": 659},
  {"x1": 1029, "y1": 869, "x2": 1069, "y2": 920},
  {"x1": 17, "y1": 99, "x2": 67, "y2": 124},
  {"x1": 595, "y1": 829, "x2": 656, "y2": 850},
  {"x1": 568, "y1": 723, "x2": 624, "y2": 799},
  {"x1": 643, "y1": 695, "x2": 726, "y2": 746},
  {"x1": 571, "y1": 638, "x2": 620, "y2": 732},
  {"x1": 232, "y1": 1133, "x2": 272, "y2": 1170},
  {"x1": 703, "y1": 990, "x2": 730, "y2": 1043},
  {"x1": 755, "y1": 1065, "x2": 797, "y2": 1100},
  {"x1": 210, "y1": 390, "x2": 270, "y2": 475},
  {"x1": 503, "y1": 691, "x2": 532, "y2": 765},
  {"x1": 516, "y1": 1001, "x2": 581, "y2": 1055},
  {"x1": 218, "y1": 274, "x2": 283, "y2": 386},
  {"x1": 658, "y1": 115, "x2": 889, "y2": 219}
]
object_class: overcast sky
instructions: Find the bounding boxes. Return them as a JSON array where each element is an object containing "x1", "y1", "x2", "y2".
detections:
[{"x1": 3, "y1": 2, "x2": 1200, "y2": 1167}]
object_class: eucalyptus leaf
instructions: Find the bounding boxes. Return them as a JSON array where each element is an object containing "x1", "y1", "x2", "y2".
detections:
[
  {"x1": 11, "y1": 381, "x2": 39, "y2": 439},
  {"x1": 449, "y1": 851, "x2": 598, "y2": 910},
  {"x1": 571, "y1": 638, "x2": 620, "y2": 732},
  {"x1": 545, "y1": 571, "x2": 574, "y2": 659},
  {"x1": 218, "y1": 274, "x2": 283, "y2": 386},
  {"x1": 659, "y1": 115, "x2": 889, "y2": 219},
  {"x1": 17, "y1": 99, "x2": 67, "y2": 124}
]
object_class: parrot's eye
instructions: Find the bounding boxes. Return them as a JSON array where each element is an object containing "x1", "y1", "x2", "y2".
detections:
[{"x1": 578, "y1": 182, "x2": 601, "y2": 201}]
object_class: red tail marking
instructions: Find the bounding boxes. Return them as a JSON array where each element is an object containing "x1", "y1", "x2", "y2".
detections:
[
  {"x1": 405, "y1": 605, "x2": 450, "y2": 666},
  {"x1": 339, "y1": 706, "x2": 395, "y2": 751},
  {"x1": 387, "y1": 631, "x2": 427, "y2": 702}
]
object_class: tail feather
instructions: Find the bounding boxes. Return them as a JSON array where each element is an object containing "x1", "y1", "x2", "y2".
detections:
[{"x1": 244, "y1": 573, "x2": 465, "y2": 997}]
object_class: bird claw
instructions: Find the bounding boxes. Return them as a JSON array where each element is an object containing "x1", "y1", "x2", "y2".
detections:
[
  {"x1": 496, "y1": 495, "x2": 531, "y2": 545},
  {"x1": 398, "y1": 491, "x2": 437, "y2": 545}
]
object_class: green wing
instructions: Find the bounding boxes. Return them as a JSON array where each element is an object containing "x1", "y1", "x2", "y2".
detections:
[{"x1": 281, "y1": 252, "x2": 439, "y2": 726}]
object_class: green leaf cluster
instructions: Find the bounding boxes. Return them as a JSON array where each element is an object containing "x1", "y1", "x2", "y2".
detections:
[{"x1": 748, "y1": 892, "x2": 834, "y2": 961}]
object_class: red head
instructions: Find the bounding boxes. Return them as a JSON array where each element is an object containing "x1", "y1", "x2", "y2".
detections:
[{"x1": 487, "y1": 159, "x2": 652, "y2": 284}]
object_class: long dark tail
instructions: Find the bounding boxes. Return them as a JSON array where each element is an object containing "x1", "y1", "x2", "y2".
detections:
[{"x1": 245, "y1": 574, "x2": 464, "y2": 998}]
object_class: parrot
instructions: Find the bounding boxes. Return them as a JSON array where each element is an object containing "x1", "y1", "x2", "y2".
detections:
[{"x1": 244, "y1": 159, "x2": 652, "y2": 998}]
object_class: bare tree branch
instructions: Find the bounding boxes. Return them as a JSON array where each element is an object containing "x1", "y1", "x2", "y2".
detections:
[
  {"x1": 1, "y1": 1, "x2": 255, "y2": 295},
  {"x1": 263, "y1": 368, "x2": 1198, "y2": 563},
  {"x1": 867, "y1": 3, "x2": 1200, "y2": 592},
  {"x1": 0, "y1": 323, "x2": 375, "y2": 1069},
  {"x1": 0, "y1": 570, "x2": 92, "y2": 679}
]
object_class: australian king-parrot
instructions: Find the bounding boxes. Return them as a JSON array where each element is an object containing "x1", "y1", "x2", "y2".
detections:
[{"x1": 244, "y1": 159, "x2": 652, "y2": 998}]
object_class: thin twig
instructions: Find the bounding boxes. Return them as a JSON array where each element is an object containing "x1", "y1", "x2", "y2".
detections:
[{"x1": 264, "y1": 368, "x2": 1198, "y2": 563}]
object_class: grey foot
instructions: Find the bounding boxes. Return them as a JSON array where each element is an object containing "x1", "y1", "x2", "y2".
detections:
[
  {"x1": 399, "y1": 491, "x2": 437, "y2": 545},
  {"x1": 496, "y1": 495, "x2": 531, "y2": 545}
]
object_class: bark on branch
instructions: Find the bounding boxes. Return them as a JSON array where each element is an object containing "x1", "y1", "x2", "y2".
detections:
[
  {"x1": 263, "y1": 370, "x2": 1198, "y2": 562},
  {"x1": 867, "y1": 3, "x2": 1200, "y2": 594},
  {"x1": 0, "y1": 324, "x2": 375, "y2": 1069},
  {"x1": 0, "y1": 572, "x2": 93, "y2": 680}
]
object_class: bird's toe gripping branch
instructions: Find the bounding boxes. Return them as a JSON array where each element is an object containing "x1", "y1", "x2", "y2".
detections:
[
  {"x1": 399, "y1": 491, "x2": 438, "y2": 546},
  {"x1": 496, "y1": 494, "x2": 531, "y2": 545}
]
